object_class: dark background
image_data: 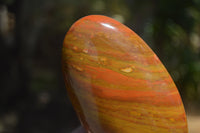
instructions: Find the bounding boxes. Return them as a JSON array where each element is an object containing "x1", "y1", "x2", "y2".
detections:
[{"x1": 0, "y1": 0, "x2": 200, "y2": 132}]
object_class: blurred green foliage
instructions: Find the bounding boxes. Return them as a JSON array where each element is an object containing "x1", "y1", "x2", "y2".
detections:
[{"x1": 1, "y1": 0, "x2": 200, "y2": 132}]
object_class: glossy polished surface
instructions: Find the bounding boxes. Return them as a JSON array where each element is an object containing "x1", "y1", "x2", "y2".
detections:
[{"x1": 62, "y1": 15, "x2": 188, "y2": 133}]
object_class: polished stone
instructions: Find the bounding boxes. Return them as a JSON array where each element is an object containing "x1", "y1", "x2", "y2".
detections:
[{"x1": 62, "y1": 15, "x2": 188, "y2": 133}]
